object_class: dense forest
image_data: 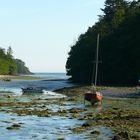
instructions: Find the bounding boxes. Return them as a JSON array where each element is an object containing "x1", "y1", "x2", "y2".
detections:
[
  {"x1": 0, "y1": 46, "x2": 31, "y2": 75},
  {"x1": 66, "y1": 0, "x2": 140, "y2": 86}
]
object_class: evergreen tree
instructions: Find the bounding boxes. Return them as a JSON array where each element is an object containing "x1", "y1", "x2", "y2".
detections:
[
  {"x1": 0, "y1": 46, "x2": 31, "y2": 75},
  {"x1": 7, "y1": 46, "x2": 13, "y2": 59},
  {"x1": 66, "y1": 0, "x2": 140, "y2": 85}
]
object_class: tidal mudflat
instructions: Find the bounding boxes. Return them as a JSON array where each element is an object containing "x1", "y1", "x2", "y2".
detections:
[{"x1": 0, "y1": 86, "x2": 140, "y2": 140}]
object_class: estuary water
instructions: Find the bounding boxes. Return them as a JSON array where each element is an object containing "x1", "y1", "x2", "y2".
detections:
[
  {"x1": 0, "y1": 73, "x2": 114, "y2": 140},
  {"x1": 31, "y1": 72, "x2": 68, "y2": 79},
  {"x1": 0, "y1": 73, "x2": 74, "y2": 96}
]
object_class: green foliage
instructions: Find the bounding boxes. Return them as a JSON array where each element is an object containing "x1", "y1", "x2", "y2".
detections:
[
  {"x1": 14, "y1": 59, "x2": 31, "y2": 74},
  {"x1": 0, "y1": 47, "x2": 16, "y2": 74},
  {"x1": 7, "y1": 46, "x2": 13, "y2": 59},
  {"x1": 66, "y1": 0, "x2": 140, "y2": 86},
  {"x1": 0, "y1": 47, "x2": 31, "y2": 75}
]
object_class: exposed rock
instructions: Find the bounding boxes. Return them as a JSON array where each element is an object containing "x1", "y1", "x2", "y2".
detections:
[
  {"x1": 68, "y1": 107, "x2": 84, "y2": 113},
  {"x1": 70, "y1": 127, "x2": 85, "y2": 133},
  {"x1": 112, "y1": 131, "x2": 129, "y2": 140},
  {"x1": 82, "y1": 121, "x2": 92, "y2": 127},
  {"x1": 67, "y1": 98, "x2": 76, "y2": 101},
  {"x1": 69, "y1": 108, "x2": 79, "y2": 113},
  {"x1": 6, "y1": 123, "x2": 21, "y2": 130},
  {"x1": 57, "y1": 138, "x2": 65, "y2": 140},
  {"x1": 90, "y1": 130, "x2": 100, "y2": 135},
  {"x1": 112, "y1": 135, "x2": 121, "y2": 140}
]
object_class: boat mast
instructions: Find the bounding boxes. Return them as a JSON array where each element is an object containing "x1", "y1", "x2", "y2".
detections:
[{"x1": 94, "y1": 33, "x2": 100, "y2": 87}]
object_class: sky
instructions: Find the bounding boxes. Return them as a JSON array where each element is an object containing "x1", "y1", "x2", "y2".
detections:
[{"x1": 0, "y1": 0, "x2": 105, "y2": 72}]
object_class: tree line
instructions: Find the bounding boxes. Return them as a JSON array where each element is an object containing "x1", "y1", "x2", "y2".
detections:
[
  {"x1": 66, "y1": 0, "x2": 140, "y2": 86},
  {"x1": 0, "y1": 46, "x2": 31, "y2": 75}
]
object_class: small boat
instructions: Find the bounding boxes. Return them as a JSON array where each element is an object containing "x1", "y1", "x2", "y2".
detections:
[
  {"x1": 84, "y1": 34, "x2": 103, "y2": 105},
  {"x1": 84, "y1": 91, "x2": 103, "y2": 105},
  {"x1": 2, "y1": 78, "x2": 11, "y2": 82},
  {"x1": 21, "y1": 87, "x2": 43, "y2": 94}
]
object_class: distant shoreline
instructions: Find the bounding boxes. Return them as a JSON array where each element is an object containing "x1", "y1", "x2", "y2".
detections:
[
  {"x1": 54, "y1": 86, "x2": 140, "y2": 98},
  {"x1": 0, "y1": 74, "x2": 42, "y2": 80},
  {"x1": 0, "y1": 74, "x2": 68, "y2": 81}
]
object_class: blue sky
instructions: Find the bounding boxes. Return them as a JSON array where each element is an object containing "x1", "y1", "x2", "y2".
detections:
[{"x1": 0, "y1": 0, "x2": 105, "y2": 72}]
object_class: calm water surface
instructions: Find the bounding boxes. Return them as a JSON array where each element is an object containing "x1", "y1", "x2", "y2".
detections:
[{"x1": 0, "y1": 73, "x2": 74, "y2": 95}]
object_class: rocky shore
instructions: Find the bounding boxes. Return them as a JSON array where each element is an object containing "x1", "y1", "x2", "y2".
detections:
[
  {"x1": 55, "y1": 86, "x2": 140, "y2": 139},
  {"x1": 54, "y1": 85, "x2": 140, "y2": 98},
  {"x1": 0, "y1": 86, "x2": 140, "y2": 139}
]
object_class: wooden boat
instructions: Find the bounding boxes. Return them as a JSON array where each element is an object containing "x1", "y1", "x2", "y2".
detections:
[
  {"x1": 84, "y1": 34, "x2": 103, "y2": 105},
  {"x1": 22, "y1": 87, "x2": 43, "y2": 94}
]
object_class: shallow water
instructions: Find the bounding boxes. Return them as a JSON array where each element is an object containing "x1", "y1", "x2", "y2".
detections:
[
  {"x1": 0, "y1": 95, "x2": 114, "y2": 140},
  {"x1": 0, "y1": 79, "x2": 75, "y2": 96},
  {"x1": 0, "y1": 111, "x2": 114, "y2": 140},
  {"x1": 0, "y1": 77, "x2": 115, "y2": 140},
  {"x1": 0, "y1": 112, "x2": 83, "y2": 140}
]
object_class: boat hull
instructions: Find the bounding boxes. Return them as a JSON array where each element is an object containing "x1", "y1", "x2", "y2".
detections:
[
  {"x1": 84, "y1": 92, "x2": 103, "y2": 105},
  {"x1": 22, "y1": 88, "x2": 43, "y2": 94}
]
